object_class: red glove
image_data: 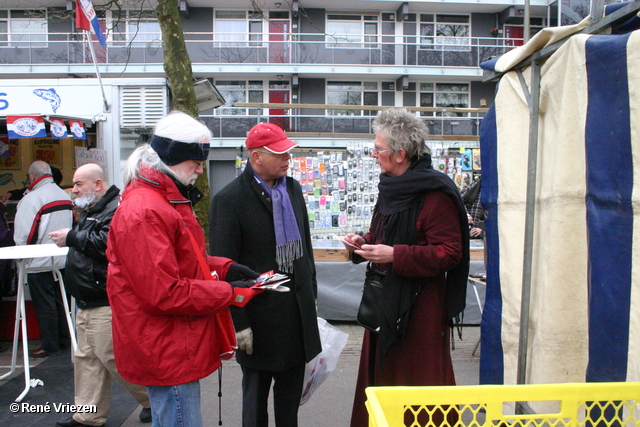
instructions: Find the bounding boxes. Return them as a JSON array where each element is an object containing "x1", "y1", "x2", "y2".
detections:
[{"x1": 229, "y1": 281, "x2": 264, "y2": 307}]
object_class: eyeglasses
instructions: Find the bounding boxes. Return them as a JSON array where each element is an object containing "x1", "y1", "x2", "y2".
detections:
[
  {"x1": 372, "y1": 147, "x2": 390, "y2": 154},
  {"x1": 192, "y1": 160, "x2": 204, "y2": 167}
]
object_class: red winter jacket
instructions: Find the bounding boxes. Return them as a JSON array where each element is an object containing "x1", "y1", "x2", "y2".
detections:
[{"x1": 106, "y1": 166, "x2": 235, "y2": 386}]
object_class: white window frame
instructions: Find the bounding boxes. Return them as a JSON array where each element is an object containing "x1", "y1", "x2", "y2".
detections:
[
  {"x1": 326, "y1": 81, "x2": 379, "y2": 116},
  {"x1": 214, "y1": 80, "x2": 264, "y2": 116},
  {"x1": 419, "y1": 14, "x2": 470, "y2": 52},
  {"x1": 0, "y1": 11, "x2": 48, "y2": 48},
  {"x1": 214, "y1": 10, "x2": 264, "y2": 48},
  {"x1": 110, "y1": 10, "x2": 161, "y2": 48},
  {"x1": 417, "y1": 82, "x2": 470, "y2": 117},
  {"x1": 325, "y1": 14, "x2": 378, "y2": 48}
]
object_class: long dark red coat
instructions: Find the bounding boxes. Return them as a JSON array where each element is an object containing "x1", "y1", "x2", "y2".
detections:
[{"x1": 350, "y1": 191, "x2": 462, "y2": 427}]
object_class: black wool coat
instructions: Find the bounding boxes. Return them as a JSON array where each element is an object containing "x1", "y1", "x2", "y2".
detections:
[{"x1": 209, "y1": 164, "x2": 321, "y2": 371}]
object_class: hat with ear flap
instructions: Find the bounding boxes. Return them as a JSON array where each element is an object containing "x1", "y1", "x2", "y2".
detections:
[
  {"x1": 149, "y1": 136, "x2": 210, "y2": 166},
  {"x1": 148, "y1": 111, "x2": 211, "y2": 166},
  {"x1": 246, "y1": 123, "x2": 298, "y2": 154}
]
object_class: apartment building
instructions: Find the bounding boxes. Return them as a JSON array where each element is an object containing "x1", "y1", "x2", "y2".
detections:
[{"x1": 0, "y1": 0, "x2": 601, "y2": 233}]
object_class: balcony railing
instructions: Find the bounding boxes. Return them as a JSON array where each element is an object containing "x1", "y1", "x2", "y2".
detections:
[
  {"x1": 199, "y1": 113, "x2": 484, "y2": 138},
  {"x1": 0, "y1": 32, "x2": 520, "y2": 68}
]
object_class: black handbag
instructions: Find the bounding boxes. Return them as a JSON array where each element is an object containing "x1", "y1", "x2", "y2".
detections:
[{"x1": 356, "y1": 265, "x2": 385, "y2": 332}]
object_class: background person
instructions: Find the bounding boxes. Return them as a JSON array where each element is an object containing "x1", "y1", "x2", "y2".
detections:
[
  {"x1": 209, "y1": 122, "x2": 321, "y2": 427},
  {"x1": 1, "y1": 165, "x2": 63, "y2": 203},
  {"x1": 106, "y1": 111, "x2": 262, "y2": 427},
  {"x1": 14, "y1": 160, "x2": 73, "y2": 358},
  {"x1": 461, "y1": 176, "x2": 484, "y2": 239},
  {"x1": 49, "y1": 163, "x2": 152, "y2": 427},
  {"x1": 0, "y1": 197, "x2": 15, "y2": 353},
  {"x1": 341, "y1": 108, "x2": 469, "y2": 427}
]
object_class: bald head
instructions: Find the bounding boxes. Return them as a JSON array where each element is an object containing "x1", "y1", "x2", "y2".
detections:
[
  {"x1": 77, "y1": 163, "x2": 107, "y2": 184},
  {"x1": 72, "y1": 164, "x2": 108, "y2": 208}
]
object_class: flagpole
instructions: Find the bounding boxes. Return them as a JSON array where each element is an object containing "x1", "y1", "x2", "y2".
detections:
[{"x1": 84, "y1": 31, "x2": 110, "y2": 112}]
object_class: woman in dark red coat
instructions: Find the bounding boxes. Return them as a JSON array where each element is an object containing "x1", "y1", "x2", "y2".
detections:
[{"x1": 342, "y1": 108, "x2": 470, "y2": 427}]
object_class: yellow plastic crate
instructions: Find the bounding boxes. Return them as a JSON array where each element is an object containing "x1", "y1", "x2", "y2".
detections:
[{"x1": 366, "y1": 382, "x2": 640, "y2": 427}]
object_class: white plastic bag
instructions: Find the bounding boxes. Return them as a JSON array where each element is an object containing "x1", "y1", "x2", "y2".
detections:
[{"x1": 300, "y1": 317, "x2": 349, "y2": 405}]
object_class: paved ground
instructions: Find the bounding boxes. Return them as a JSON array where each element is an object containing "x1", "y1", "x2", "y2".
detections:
[
  {"x1": 124, "y1": 323, "x2": 481, "y2": 427},
  {"x1": 0, "y1": 323, "x2": 481, "y2": 426}
]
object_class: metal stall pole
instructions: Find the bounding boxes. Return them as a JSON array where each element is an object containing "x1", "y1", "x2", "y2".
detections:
[{"x1": 516, "y1": 58, "x2": 541, "y2": 393}]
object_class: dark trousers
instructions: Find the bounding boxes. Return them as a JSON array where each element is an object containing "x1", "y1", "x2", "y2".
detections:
[
  {"x1": 241, "y1": 364, "x2": 306, "y2": 427},
  {"x1": 27, "y1": 271, "x2": 71, "y2": 352}
]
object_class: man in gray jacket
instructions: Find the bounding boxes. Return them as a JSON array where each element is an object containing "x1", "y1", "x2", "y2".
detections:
[
  {"x1": 49, "y1": 163, "x2": 152, "y2": 427},
  {"x1": 14, "y1": 160, "x2": 73, "y2": 358}
]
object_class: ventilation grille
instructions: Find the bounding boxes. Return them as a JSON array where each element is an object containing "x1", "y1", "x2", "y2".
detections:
[{"x1": 120, "y1": 86, "x2": 167, "y2": 128}]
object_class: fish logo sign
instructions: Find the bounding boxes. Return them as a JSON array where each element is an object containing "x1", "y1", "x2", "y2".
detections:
[{"x1": 33, "y1": 88, "x2": 61, "y2": 113}]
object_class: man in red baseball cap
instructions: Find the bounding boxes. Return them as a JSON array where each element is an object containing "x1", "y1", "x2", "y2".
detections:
[
  {"x1": 245, "y1": 122, "x2": 299, "y2": 154},
  {"x1": 209, "y1": 122, "x2": 321, "y2": 426}
]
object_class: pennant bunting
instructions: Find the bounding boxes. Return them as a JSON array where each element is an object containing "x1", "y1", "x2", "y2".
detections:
[
  {"x1": 68, "y1": 120, "x2": 87, "y2": 140},
  {"x1": 6, "y1": 116, "x2": 47, "y2": 139},
  {"x1": 49, "y1": 118, "x2": 68, "y2": 139}
]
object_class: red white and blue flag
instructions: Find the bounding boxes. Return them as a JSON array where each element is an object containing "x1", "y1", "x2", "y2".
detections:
[
  {"x1": 69, "y1": 120, "x2": 87, "y2": 140},
  {"x1": 6, "y1": 116, "x2": 47, "y2": 139},
  {"x1": 49, "y1": 118, "x2": 68, "y2": 139},
  {"x1": 76, "y1": 0, "x2": 106, "y2": 48}
]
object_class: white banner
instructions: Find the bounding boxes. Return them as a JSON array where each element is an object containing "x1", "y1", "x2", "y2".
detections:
[{"x1": 0, "y1": 85, "x2": 104, "y2": 116}]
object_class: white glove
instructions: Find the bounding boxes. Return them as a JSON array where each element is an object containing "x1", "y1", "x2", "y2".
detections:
[{"x1": 236, "y1": 328, "x2": 253, "y2": 355}]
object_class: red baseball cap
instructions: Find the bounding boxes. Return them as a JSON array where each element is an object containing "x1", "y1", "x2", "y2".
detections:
[{"x1": 246, "y1": 123, "x2": 298, "y2": 154}]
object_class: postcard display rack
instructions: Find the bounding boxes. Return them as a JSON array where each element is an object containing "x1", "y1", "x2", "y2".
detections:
[{"x1": 237, "y1": 141, "x2": 480, "y2": 237}]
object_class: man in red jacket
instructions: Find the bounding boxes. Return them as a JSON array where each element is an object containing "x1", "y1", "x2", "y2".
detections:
[{"x1": 106, "y1": 111, "x2": 263, "y2": 427}]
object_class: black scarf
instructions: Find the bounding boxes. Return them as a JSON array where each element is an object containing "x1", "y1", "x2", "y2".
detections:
[{"x1": 374, "y1": 154, "x2": 470, "y2": 356}]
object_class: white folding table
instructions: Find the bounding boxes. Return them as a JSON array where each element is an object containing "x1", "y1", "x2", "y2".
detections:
[{"x1": 0, "y1": 244, "x2": 76, "y2": 402}]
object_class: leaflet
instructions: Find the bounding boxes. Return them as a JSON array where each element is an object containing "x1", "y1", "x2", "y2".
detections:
[
  {"x1": 338, "y1": 237, "x2": 362, "y2": 250},
  {"x1": 253, "y1": 271, "x2": 291, "y2": 292}
]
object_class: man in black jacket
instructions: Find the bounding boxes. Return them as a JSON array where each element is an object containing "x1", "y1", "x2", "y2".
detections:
[
  {"x1": 209, "y1": 123, "x2": 321, "y2": 427},
  {"x1": 49, "y1": 164, "x2": 151, "y2": 427}
]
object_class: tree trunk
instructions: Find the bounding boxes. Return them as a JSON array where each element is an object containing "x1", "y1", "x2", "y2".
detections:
[{"x1": 156, "y1": 0, "x2": 210, "y2": 241}]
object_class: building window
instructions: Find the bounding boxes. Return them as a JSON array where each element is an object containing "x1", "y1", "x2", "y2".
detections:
[
  {"x1": 411, "y1": 83, "x2": 470, "y2": 117},
  {"x1": 327, "y1": 81, "x2": 378, "y2": 116},
  {"x1": 215, "y1": 80, "x2": 263, "y2": 115},
  {"x1": 0, "y1": 11, "x2": 48, "y2": 48},
  {"x1": 214, "y1": 11, "x2": 263, "y2": 47},
  {"x1": 112, "y1": 10, "x2": 161, "y2": 47},
  {"x1": 326, "y1": 14, "x2": 378, "y2": 48},
  {"x1": 419, "y1": 14, "x2": 470, "y2": 51}
]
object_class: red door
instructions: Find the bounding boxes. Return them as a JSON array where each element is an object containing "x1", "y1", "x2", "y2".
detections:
[
  {"x1": 269, "y1": 90, "x2": 289, "y2": 131},
  {"x1": 504, "y1": 25, "x2": 524, "y2": 47},
  {"x1": 269, "y1": 20, "x2": 290, "y2": 63}
]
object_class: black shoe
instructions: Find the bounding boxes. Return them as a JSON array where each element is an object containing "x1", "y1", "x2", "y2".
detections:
[
  {"x1": 139, "y1": 407, "x2": 152, "y2": 423},
  {"x1": 56, "y1": 417, "x2": 103, "y2": 427},
  {"x1": 30, "y1": 348, "x2": 61, "y2": 358}
]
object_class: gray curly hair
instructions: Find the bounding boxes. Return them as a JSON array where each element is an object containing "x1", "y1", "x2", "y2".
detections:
[{"x1": 372, "y1": 108, "x2": 430, "y2": 161}]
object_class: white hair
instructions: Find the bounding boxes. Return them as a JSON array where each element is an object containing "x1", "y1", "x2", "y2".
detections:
[
  {"x1": 122, "y1": 144, "x2": 177, "y2": 187},
  {"x1": 373, "y1": 108, "x2": 431, "y2": 161},
  {"x1": 122, "y1": 111, "x2": 211, "y2": 187},
  {"x1": 29, "y1": 160, "x2": 52, "y2": 178},
  {"x1": 154, "y1": 110, "x2": 211, "y2": 144}
]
